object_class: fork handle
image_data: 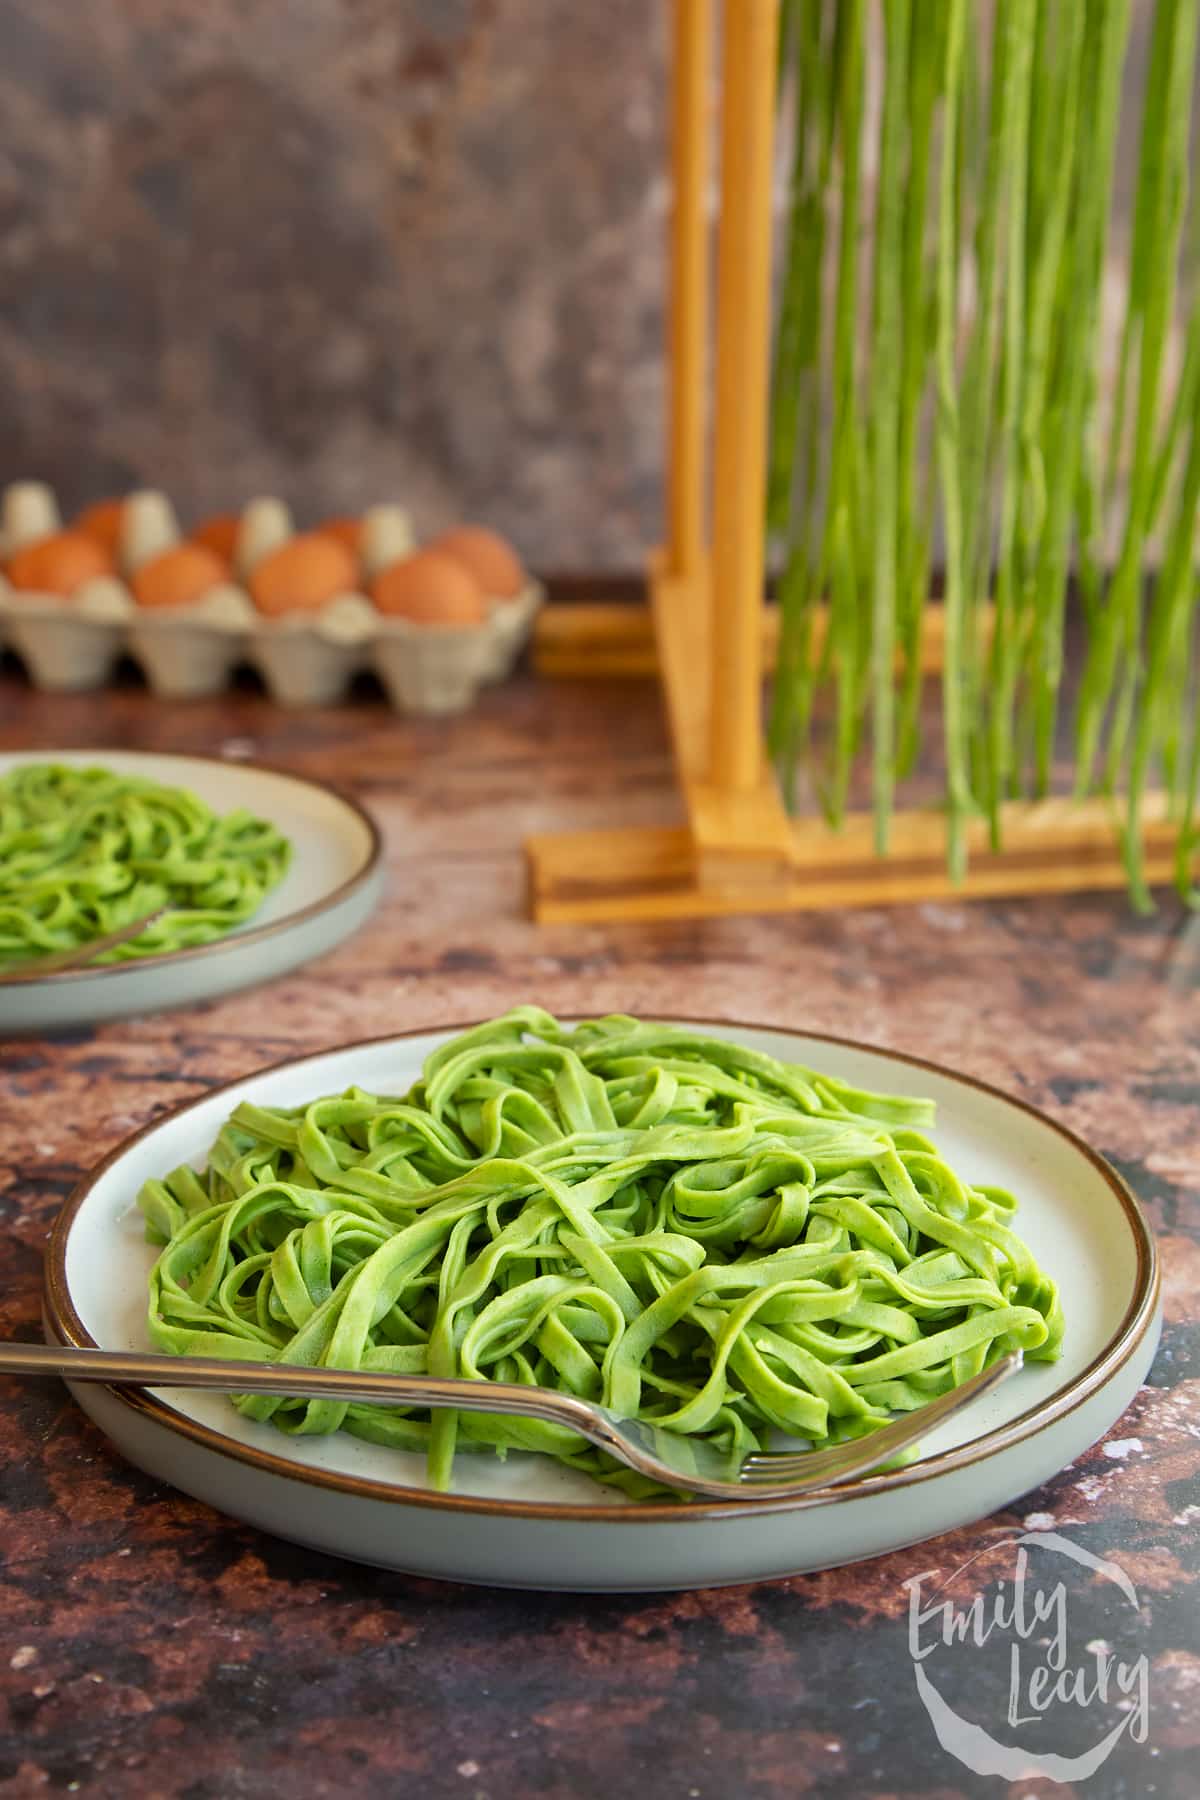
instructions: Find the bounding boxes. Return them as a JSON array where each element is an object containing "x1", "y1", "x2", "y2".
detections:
[
  {"x1": 0, "y1": 1341, "x2": 599, "y2": 1433},
  {"x1": 0, "y1": 907, "x2": 169, "y2": 982}
]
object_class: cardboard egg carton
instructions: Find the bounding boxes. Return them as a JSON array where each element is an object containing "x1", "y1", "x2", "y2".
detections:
[{"x1": 0, "y1": 483, "x2": 542, "y2": 712}]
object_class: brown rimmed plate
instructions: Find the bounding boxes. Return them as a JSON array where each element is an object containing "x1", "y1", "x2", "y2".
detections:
[
  {"x1": 0, "y1": 748, "x2": 383, "y2": 1034},
  {"x1": 44, "y1": 1018, "x2": 1160, "y2": 1590}
]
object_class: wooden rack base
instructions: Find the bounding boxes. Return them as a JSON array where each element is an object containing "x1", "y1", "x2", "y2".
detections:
[
  {"x1": 532, "y1": 597, "x2": 986, "y2": 681},
  {"x1": 526, "y1": 549, "x2": 1174, "y2": 922},
  {"x1": 527, "y1": 795, "x2": 1178, "y2": 924},
  {"x1": 525, "y1": 553, "x2": 1175, "y2": 923}
]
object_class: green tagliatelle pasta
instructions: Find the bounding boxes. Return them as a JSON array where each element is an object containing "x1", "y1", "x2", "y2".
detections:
[
  {"x1": 139, "y1": 1008, "x2": 1064, "y2": 1497},
  {"x1": 0, "y1": 763, "x2": 291, "y2": 966}
]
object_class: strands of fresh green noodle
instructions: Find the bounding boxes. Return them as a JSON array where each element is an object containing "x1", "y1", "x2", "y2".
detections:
[
  {"x1": 1028, "y1": 0, "x2": 1131, "y2": 798},
  {"x1": 1093, "y1": 0, "x2": 1198, "y2": 805},
  {"x1": 894, "y1": 1, "x2": 940, "y2": 782},
  {"x1": 767, "y1": 3, "x2": 838, "y2": 800},
  {"x1": 867, "y1": 0, "x2": 911, "y2": 853},
  {"x1": 139, "y1": 1008, "x2": 1064, "y2": 1499},
  {"x1": 935, "y1": 0, "x2": 968, "y2": 881},
  {"x1": 769, "y1": 0, "x2": 1200, "y2": 907},
  {"x1": 1157, "y1": 280, "x2": 1200, "y2": 809},
  {"x1": 0, "y1": 763, "x2": 291, "y2": 966},
  {"x1": 1127, "y1": 335, "x2": 1200, "y2": 905},
  {"x1": 977, "y1": 0, "x2": 1033, "y2": 839},
  {"x1": 1009, "y1": 0, "x2": 1085, "y2": 803},
  {"x1": 821, "y1": 0, "x2": 866, "y2": 826}
]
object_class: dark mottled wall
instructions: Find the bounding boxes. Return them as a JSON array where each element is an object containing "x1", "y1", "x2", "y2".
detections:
[
  {"x1": 0, "y1": 1, "x2": 667, "y2": 567},
  {"x1": 0, "y1": 2, "x2": 1175, "y2": 571}
]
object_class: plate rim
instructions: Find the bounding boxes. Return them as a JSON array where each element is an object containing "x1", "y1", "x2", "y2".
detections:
[
  {"x1": 0, "y1": 747, "x2": 383, "y2": 989},
  {"x1": 44, "y1": 1016, "x2": 1160, "y2": 1524}
]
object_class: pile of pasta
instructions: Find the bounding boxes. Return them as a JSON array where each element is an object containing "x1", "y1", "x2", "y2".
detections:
[
  {"x1": 140, "y1": 1008, "x2": 1064, "y2": 1496},
  {"x1": 0, "y1": 762, "x2": 291, "y2": 966}
]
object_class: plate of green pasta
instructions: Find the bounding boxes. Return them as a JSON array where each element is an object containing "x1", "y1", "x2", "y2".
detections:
[
  {"x1": 0, "y1": 750, "x2": 382, "y2": 1033},
  {"x1": 44, "y1": 1009, "x2": 1159, "y2": 1590}
]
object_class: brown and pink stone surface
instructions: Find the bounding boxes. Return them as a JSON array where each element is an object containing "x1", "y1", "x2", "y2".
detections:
[{"x1": 0, "y1": 667, "x2": 1197, "y2": 1799}]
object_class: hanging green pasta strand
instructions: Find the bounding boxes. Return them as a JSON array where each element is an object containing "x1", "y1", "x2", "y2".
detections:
[
  {"x1": 956, "y1": 3, "x2": 1015, "y2": 800},
  {"x1": 1009, "y1": 0, "x2": 1086, "y2": 798},
  {"x1": 768, "y1": 3, "x2": 840, "y2": 797},
  {"x1": 1156, "y1": 304, "x2": 1200, "y2": 814},
  {"x1": 1123, "y1": 335, "x2": 1200, "y2": 906},
  {"x1": 1028, "y1": 0, "x2": 1131, "y2": 796},
  {"x1": 1076, "y1": 0, "x2": 1198, "y2": 796},
  {"x1": 894, "y1": 1, "x2": 942, "y2": 781},
  {"x1": 868, "y1": 0, "x2": 912, "y2": 854},
  {"x1": 981, "y1": 0, "x2": 1035, "y2": 839},
  {"x1": 820, "y1": 0, "x2": 867, "y2": 825},
  {"x1": 935, "y1": 0, "x2": 970, "y2": 880},
  {"x1": 1103, "y1": 0, "x2": 1197, "y2": 800}
]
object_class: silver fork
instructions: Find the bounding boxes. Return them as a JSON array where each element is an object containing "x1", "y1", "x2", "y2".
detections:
[
  {"x1": 0, "y1": 907, "x2": 170, "y2": 983},
  {"x1": 0, "y1": 1341, "x2": 1022, "y2": 1500}
]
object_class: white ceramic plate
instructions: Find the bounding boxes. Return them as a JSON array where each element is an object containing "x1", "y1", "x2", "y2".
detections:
[
  {"x1": 45, "y1": 1020, "x2": 1160, "y2": 1592},
  {"x1": 0, "y1": 748, "x2": 383, "y2": 1033}
]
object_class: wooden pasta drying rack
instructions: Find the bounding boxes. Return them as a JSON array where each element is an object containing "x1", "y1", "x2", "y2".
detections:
[{"x1": 525, "y1": 0, "x2": 1174, "y2": 924}]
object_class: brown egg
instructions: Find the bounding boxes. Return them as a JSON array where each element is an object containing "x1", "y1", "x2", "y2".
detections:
[
  {"x1": 74, "y1": 499, "x2": 126, "y2": 554},
  {"x1": 318, "y1": 516, "x2": 364, "y2": 557},
  {"x1": 7, "y1": 530, "x2": 114, "y2": 595},
  {"x1": 133, "y1": 544, "x2": 230, "y2": 609},
  {"x1": 191, "y1": 514, "x2": 240, "y2": 560},
  {"x1": 250, "y1": 533, "x2": 358, "y2": 616},
  {"x1": 430, "y1": 525, "x2": 524, "y2": 599},
  {"x1": 371, "y1": 551, "x2": 488, "y2": 625}
]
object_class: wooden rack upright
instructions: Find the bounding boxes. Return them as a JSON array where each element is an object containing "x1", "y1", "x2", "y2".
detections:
[{"x1": 525, "y1": 0, "x2": 1174, "y2": 924}]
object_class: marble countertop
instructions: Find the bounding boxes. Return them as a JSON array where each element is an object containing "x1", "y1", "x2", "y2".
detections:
[{"x1": 0, "y1": 668, "x2": 1196, "y2": 1800}]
